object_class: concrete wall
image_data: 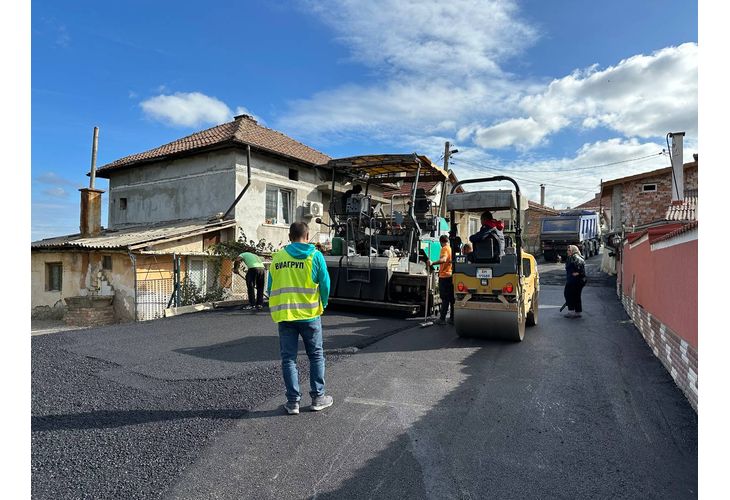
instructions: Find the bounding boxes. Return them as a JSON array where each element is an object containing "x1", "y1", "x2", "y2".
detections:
[
  {"x1": 31, "y1": 251, "x2": 136, "y2": 322},
  {"x1": 107, "y1": 150, "x2": 237, "y2": 228}
]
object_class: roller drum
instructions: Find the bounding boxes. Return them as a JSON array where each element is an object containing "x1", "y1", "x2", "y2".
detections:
[{"x1": 454, "y1": 307, "x2": 526, "y2": 342}]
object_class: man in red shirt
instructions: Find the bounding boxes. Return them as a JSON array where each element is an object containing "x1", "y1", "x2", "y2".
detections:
[{"x1": 430, "y1": 235, "x2": 454, "y2": 325}]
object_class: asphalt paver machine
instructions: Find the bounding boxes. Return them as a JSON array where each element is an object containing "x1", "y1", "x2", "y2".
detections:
[
  {"x1": 446, "y1": 176, "x2": 539, "y2": 341},
  {"x1": 320, "y1": 154, "x2": 450, "y2": 314}
]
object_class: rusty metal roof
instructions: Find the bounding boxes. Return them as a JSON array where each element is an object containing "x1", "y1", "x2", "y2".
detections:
[
  {"x1": 31, "y1": 218, "x2": 236, "y2": 251},
  {"x1": 96, "y1": 115, "x2": 331, "y2": 176},
  {"x1": 665, "y1": 188, "x2": 697, "y2": 222},
  {"x1": 324, "y1": 154, "x2": 449, "y2": 184}
]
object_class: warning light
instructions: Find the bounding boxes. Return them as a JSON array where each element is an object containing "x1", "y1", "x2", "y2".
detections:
[
  {"x1": 502, "y1": 283, "x2": 514, "y2": 294},
  {"x1": 457, "y1": 282, "x2": 466, "y2": 292}
]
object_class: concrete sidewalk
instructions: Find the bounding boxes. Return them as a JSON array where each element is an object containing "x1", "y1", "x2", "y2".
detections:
[{"x1": 165, "y1": 285, "x2": 697, "y2": 499}]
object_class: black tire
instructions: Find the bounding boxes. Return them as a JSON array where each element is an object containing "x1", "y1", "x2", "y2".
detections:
[{"x1": 526, "y1": 291, "x2": 539, "y2": 327}]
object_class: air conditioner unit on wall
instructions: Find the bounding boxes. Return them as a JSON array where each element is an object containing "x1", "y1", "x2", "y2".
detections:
[{"x1": 303, "y1": 201, "x2": 324, "y2": 218}]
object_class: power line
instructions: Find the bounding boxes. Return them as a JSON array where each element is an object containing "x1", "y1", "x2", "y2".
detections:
[
  {"x1": 452, "y1": 157, "x2": 598, "y2": 193},
  {"x1": 503, "y1": 151, "x2": 665, "y2": 173}
]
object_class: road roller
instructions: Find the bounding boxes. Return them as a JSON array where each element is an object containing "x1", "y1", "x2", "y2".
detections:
[{"x1": 446, "y1": 176, "x2": 539, "y2": 341}]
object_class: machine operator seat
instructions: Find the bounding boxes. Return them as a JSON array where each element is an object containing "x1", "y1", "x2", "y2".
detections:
[{"x1": 471, "y1": 238, "x2": 502, "y2": 264}]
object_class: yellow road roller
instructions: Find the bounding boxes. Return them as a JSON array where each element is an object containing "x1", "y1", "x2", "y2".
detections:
[{"x1": 446, "y1": 176, "x2": 539, "y2": 341}]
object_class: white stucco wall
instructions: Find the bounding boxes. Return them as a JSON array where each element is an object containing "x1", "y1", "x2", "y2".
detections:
[{"x1": 233, "y1": 150, "x2": 328, "y2": 248}]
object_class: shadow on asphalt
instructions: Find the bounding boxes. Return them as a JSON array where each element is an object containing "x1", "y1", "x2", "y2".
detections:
[
  {"x1": 314, "y1": 286, "x2": 697, "y2": 498},
  {"x1": 32, "y1": 409, "x2": 247, "y2": 432}
]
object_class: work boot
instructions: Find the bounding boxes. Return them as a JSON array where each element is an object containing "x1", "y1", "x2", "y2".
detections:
[
  {"x1": 255, "y1": 305, "x2": 263, "y2": 311},
  {"x1": 563, "y1": 311, "x2": 575, "y2": 318},
  {"x1": 283, "y1": 401, "x2": 300, "y2": 415},
  {"x1": 242, "y1": 304, "x2": 254, "y2": 311},
  {"x1": 435, "y1": 318, "x2": 447, "y2": 325},
  {"x1": 311, "y1": 395, "x2": 334, "y2": 411}
]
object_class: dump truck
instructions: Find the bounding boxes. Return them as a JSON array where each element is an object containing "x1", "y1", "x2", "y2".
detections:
[
  {"x1": 319, "y1": 154, "x2": 449, "y2": 315},
  {"x1": 446, "y1": 177, "x2": 539, "y2": 341},
  {"x1": 540, "y1": 209, "x2": 600, "y2": 262}
]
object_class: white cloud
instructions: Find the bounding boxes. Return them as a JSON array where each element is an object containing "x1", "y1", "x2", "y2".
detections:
[
  {"x1": 279, "y1": 0, "x2": 538, "y2": 141},
  {"x1": 473, "y1": 117, "x2": 550, "y2": 150},
  {"x1": 304, "y1": 0, "x2": 537, "y2": 77},
  {"x1": 469, "y1": 43, "x2": 698, "y2": 149},
  {"x1": 442, "y1": 137, "x2": 695, "y2": 209},
  {"x1": 34, "y1": 171, "x2": 76, "y2": 187},
  {"x1": 141, "y1": 92, "x2": 233, "y2": 127},
  {"x1": 140, "y1": 92, "x2": 262, "y2": 128},
  {"x1": 280, "y1": 1, "x2": 696, "y2": 167},
  {"x1": 42, "y1": 187, "x2": 69, "y2": 198},
  {"x1": 55, "y1": 25, "x2": 70, "y2": 48}
]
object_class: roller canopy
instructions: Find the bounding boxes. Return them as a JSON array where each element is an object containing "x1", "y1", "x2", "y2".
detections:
[
  {"x1": 321, "y1": 154, "x2": 448, "y2": 184},
  {"x1": 446, "y1": 190, "x2": 528, "y2": 212}
]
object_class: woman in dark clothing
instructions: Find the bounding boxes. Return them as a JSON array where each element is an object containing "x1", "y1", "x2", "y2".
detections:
[{"x1": 564, "y1": 245, "x2": 586, "y2": 318}]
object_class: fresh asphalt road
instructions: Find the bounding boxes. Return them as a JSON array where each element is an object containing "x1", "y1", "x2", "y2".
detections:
[
  {"x1": 32, "y1": 254, "x2": 697, "y2": 499},
  {"x1": 31, "y1": 309, "x2": 411, "y2": 499},
  {"x1": 166, "y1": 283, "x2": 697, "y2": 500}
]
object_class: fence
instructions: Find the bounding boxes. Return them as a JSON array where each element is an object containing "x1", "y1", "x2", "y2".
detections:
[{"x1": 136, "y1": 277, "x2": 174, "y2": 321}]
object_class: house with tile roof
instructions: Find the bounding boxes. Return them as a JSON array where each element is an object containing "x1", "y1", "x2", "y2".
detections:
[
  {"x1": 96, "y1": 113, "x2": 335, "y2": 245},
  {"x1": 31, "y1": 114, "x2": 362, "y2": 323},
  {"x1": 600, "y1": 154, "x2": 698, "y2": 232}
]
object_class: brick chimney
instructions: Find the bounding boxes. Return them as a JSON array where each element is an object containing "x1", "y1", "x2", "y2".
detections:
[{"x1": 80, "y1": 126, "x2": 104, "y2": 237}]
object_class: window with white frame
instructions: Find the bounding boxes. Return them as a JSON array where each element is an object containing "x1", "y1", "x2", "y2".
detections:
[
  {"x1": 468, "y1": 218, "x2": 479, "y2": 236},
  {"x1": 265, "y1": 186, "x2": 294, "y2": 225},
  {"x1": 642, "y1": 183, "x2": 657, "y2": 193}
]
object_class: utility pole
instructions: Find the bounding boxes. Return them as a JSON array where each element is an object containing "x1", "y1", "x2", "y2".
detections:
[{"x1": 439, "y1": 141, "x2": 457, "y2": 217}]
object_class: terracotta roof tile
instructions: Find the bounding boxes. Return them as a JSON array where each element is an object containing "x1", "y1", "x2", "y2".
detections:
[
  {"x1": 527, "y1": 200, "x2": 559, "y2": 215},
  {"x1": 652, "y1": 220, "x2": 698, "y2": 244},
  {"x1": 665, "y1": 188, "x2": 697, "y2": 222},
  {"x1": 97, "y1": 115, "x2": 330, "y2": 175}
]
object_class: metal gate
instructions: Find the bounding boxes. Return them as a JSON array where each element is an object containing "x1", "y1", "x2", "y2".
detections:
[{"x1": 136, "y1": 278, "x2": 174, "y2": 321}]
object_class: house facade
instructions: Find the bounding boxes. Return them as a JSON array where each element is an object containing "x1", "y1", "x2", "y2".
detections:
[
  {"x1": 31, "y1": 218, "x2": 239, "y2": 323},
  {"x1": 600, "y1": 154, "x2": 698, "y2": 232},
  {"x1": 32, "y1": 114, "x2": 374, "y2": 323},
  {"x1": 523, "y1": 201, "x2": 559, "y2": 255},
  {"x1": 97, "y1": 114, "x2": 338, "y2": 248}
]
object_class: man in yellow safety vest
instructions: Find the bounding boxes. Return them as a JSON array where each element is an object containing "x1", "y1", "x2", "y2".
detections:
[{"x1": 268, "y1": 222, "x2": 332, "y2": 415}]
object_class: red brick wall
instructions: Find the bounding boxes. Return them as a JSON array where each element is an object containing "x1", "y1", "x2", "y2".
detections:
[
  {"x1": 620, "y1": 166, "x2": 698, "y2": 229},
  {"x1": 524, "y1": 206, "x2": 558, "y2": 254},
  {"x1": 619, "y1": 231, "x2": 698, "y2": 410}
]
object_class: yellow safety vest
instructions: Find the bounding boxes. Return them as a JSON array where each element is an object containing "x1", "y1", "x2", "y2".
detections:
[{"x1": 269, "y1": 249, "x2": 324, "y2": 323}]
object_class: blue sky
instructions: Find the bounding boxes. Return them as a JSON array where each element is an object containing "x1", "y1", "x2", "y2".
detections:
[{"x1": 31, "y1": 0, "x2": 698, "y2": 240}]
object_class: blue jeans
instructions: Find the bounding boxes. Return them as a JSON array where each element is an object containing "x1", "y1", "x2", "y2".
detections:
[{"x1": 278, "y1": 317, "x2": 326, "y2": 403}]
